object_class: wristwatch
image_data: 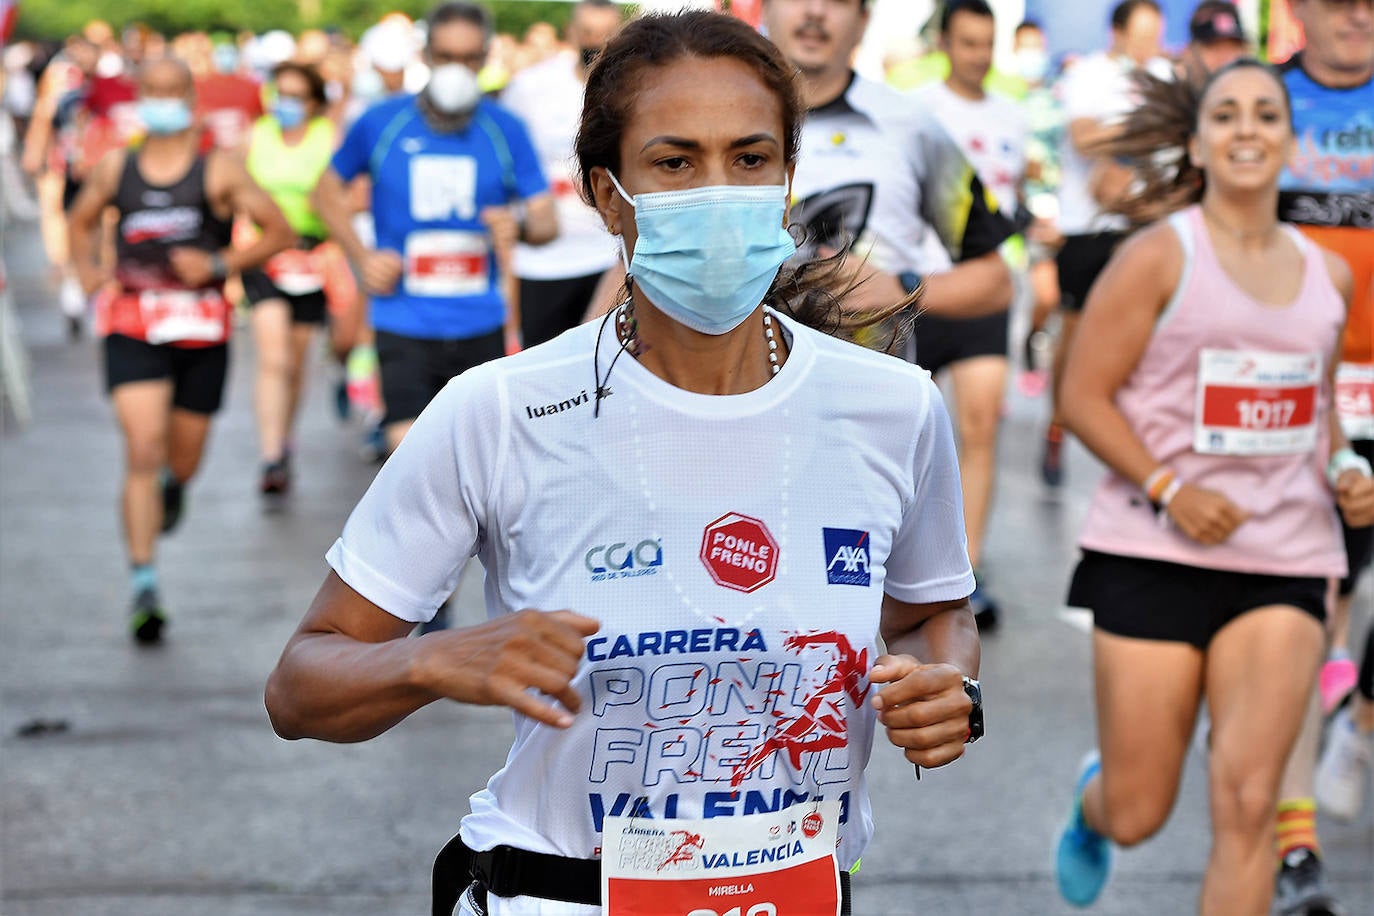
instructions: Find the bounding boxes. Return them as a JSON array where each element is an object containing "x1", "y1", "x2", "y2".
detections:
[
  {"x1": 209, "y1": 252, "x2": 228, "y2": 280},
  {"x1": 963, "y1": 676, "x2": 984, "y2": 743},
  {"x1": 898, "y1": 270, "x2": 924, "y2": 295}
]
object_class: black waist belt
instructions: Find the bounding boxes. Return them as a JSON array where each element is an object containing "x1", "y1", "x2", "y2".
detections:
[{"x1": 432, "y1": 833, "x2": 854, "y2": 915}]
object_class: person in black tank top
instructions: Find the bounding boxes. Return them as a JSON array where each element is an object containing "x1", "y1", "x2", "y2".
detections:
[
  {"x1": 112, "y1": 154, "x2": 235, "y2": 294},
  {"x1": 67, "y1": 56, "x2": 292, "y2": 645}
]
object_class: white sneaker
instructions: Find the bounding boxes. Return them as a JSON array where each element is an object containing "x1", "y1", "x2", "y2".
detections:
[
  {"x1": 58, "y1": 276, "x2": 85, "y2": 318},
  {"x1": 1315, "y1": 708, "x2": 1372, "y2": 821}
]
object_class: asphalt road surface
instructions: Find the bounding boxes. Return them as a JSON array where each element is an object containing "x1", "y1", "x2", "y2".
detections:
[{"x1": 2, "y1": 217, "x2": 1371, "y2": 915}]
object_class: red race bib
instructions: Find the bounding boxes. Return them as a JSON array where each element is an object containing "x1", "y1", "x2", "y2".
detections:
[
  {"x1": 403, "y1": 230, "x2": 489, "y2": 297},
  {"x1": 266, "y1": 248, "x2": 326, "y2": 296},
  {"x1": 138, "y1": 289, "x2": 229, "y2": 345},
  {"x1": 602, "y1": 802, "x2": 843, "y2": 916},
  {"x1": 1335, "y1": 362, "x2": 1374, "y2": 442},
  {"x1": 1195, "y1": 349, "x2": 1321, "y2": 456}
]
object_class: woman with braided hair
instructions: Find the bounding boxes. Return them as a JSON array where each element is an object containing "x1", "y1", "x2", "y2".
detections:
[{"x1": 1052, "y1": 59, "x2": 1374, "y2": 912}]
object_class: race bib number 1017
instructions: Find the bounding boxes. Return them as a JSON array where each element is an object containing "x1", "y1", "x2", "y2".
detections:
[
  {"x1": 602, "y1": 802, "x2": 842, "y2": 916},
  {"x1": 1194, "y1": 349, "x2": 1321, "y2": 456}
]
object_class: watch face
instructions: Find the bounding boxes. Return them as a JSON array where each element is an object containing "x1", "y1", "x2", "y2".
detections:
[
  {"x1": 963, "y1": 677, "x2": 984, "y2": 742},
  {"x1": 963, "y1": 677, "x2": 982, "y2": 704}
]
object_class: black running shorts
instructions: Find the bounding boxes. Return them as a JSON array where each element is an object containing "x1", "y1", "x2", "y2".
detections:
[
  {"x1": 910, "y1": 308, "x2": 1010, "y2": 376},
  {"x1": 1340, "y1": 438, "x2": 1374, "y2": 597},
  {"x1": 103, "y1": 333, "x2": 229, "y2": 415},
  {"x1": 1068, "y1": 549, "x2": 1326, "y2": 649},
  {"x1": 375, "y1": 328, "x2": 503, "y2": 427},
  {"x1": 62, "y1": 175, "x2": 84, "y2": 212},
  {"x1": 241, "y1": 269, "x2": 328, "y2": 325},
  {"x1": 519, "y1": 270, "x2": 606, "y2": 349},
  {"x1": 1056, "y1": 232, "x2": 1125, "y2": 312}
]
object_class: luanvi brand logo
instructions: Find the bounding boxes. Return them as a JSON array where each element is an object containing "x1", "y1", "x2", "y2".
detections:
[{"x1": 525, "y1": 390, "x2": 590, "y2": 419}]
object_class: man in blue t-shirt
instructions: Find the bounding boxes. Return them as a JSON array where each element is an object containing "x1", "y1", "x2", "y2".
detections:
[{"x1": 312, "y1": 1, "x2": 555, "y2": 453}]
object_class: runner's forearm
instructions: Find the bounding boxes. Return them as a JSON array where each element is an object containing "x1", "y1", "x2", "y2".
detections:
[
  {"x1": 311, "y1": 169, "x2": 370, "y2": 265},
  {"x1": 885, "y1": 603, "x2": 980, "y2": 678},
  {"x1": 1061, "y1": 391, "x2": 1160, "y2": 489},
  {"x1": 917, "y1": 252, "x2": 1012, "y2": 318},
  {"x1": 224, "y1": 225, "x2": 292, "y2": 275},
  {"x1": 522, "y1": 194, "x2": 558, "y2": 246},
  {"x1": 267, "y1": 632, "x2": 439, "y2": 743}
]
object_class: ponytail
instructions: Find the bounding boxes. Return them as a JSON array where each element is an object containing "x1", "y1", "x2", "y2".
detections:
[{"x1": 1095, "y1": 58, "x2": 1291, "y2": 226}]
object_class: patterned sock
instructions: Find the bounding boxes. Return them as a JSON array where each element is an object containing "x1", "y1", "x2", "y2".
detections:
[
  {"x1": 130, "y1": 563, "x2": 158, "y2": 595},
  {"x1": 1275, "y1": 798, "x2": 1319, "y2": 861}
]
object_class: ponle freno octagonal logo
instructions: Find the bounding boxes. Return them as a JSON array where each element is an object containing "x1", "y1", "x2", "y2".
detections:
[{"x1": 699, "y1": 512, "x2": 779, "y2": 593}]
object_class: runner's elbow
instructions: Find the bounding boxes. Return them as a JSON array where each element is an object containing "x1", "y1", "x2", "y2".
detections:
[{"x1": 264, "y1": 669, "x2": 307, "y2": 740}]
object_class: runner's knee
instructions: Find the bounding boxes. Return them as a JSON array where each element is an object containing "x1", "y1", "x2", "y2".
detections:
[
  {"x1": 1100, "y1": 791, "x2": 1172, "y2": 847},
  {"x1": 125, "y1": 436, "x2": 167, "y2": 474},
  {"x1": 1208, "y1": 759, "x2": 1279, "y2": 839},
  {"x1": 958, "y1": 403, "x2": 1001, "y2": 448}
]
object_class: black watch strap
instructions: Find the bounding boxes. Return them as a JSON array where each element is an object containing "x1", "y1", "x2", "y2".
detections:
[{"x1": 898, "y1": 270, "x2": 923, "y2": 295}]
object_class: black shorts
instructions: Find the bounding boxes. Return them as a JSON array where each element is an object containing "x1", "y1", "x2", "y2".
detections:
[
  {"x1": 1068, "y1": 549, "x2": 1326, "y2": 649},
  {"x1": 519, "y1": 271, "x2": 606, "y2": 349},
  {"x1": 241, "y1": 269, "x2": 328, "y2": 325},
  {"x1": 1340, "y1": 438, "x2": 1374, "y2": 597},
  {"x1": 911, "y1": 309, "x2": 1009, "y2": 376},
  {"x1": 103, "y1": 333, "x2": 229, "y2": 415},
  {"x1": 376, "y1": 328, "x2": 503, "y2": 426},
  {"x1": 62, "y1": 175, "x2": 83, "y2": 212},
  {"x1": 1056, "y1": 232, "x2": 1125, "y2": 312}
]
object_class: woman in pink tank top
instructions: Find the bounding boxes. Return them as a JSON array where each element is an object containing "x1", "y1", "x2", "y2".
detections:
[{"x1": 1050, "y1": 60, "x2": 1374, "y2": 913}]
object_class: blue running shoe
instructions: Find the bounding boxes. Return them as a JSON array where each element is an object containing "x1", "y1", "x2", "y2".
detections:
[{"x1": 1056, "y1": 751, "x2": 1111, "y2": 907}]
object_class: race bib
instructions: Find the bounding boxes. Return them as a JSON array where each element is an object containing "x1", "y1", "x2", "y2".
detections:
[
  {"x1": 602, "y1": 802, "x2": 842, "y2": 916},
  {"x1": 1335, "y1": 362, "x2": 1374, "y2": 442},
  {"x1": 266, "y1": 248, "x2": 325, "y2": 296},
  {"x1": 138, "y1": 289, "x2": 228, "y2": 345},
  {"x1": 1195, "y1": 349, "x2": 1321, "y2": 456},
  {"x1": 404, "y1": 230, "x2": 490, "y2": 298}
]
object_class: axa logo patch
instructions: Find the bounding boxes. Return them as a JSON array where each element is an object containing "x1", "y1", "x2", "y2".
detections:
[
  {"x1": 823, "y1": 528, "x2": 870, "y2": 587},
  {"x1": 586, "y1": 538, "x2": 663, "y2": 582}
]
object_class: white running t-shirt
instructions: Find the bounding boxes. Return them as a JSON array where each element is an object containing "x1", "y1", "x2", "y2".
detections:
[
  {"x1": 326, "y1": 312, "x2": 974, "y2": 914},
  {"x1": 912, "y1": 82, "x2": 1027, "y2": 221},
  {"x1": 1056, "y1": 52, "x2": 1172, "y2": 235},
  {"x1": 791, "y1": 74, "x2": 1013, "y2": 277},
  {"x1": 500, "y1": 51, "x2": 618, "y2": 281}
]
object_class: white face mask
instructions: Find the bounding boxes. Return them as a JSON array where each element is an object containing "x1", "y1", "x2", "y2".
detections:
[{"x1": 426, "y1": 63, "x2": 480, "y2": 114}]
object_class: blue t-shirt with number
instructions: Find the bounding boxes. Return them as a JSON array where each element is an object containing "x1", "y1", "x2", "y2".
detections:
[{"x1": 332, "y1": 95, "x2": 548, "y2": 340}]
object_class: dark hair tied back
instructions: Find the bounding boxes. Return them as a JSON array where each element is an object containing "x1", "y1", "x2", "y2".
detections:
[{"x1": 574, "y1": 10, "x2": 916, "y2": 354}]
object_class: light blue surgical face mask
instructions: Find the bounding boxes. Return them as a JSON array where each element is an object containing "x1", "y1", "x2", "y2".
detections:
[
  {"x1": 608, "y1": 171, "x2": 796, "y2": 336},
  {"x1": 273, "y1": 97, "x2": 308, "y2": 129},
  {"x1": 212, "y1": 44, "x2": 240, "y2": 74},
  {"x1": 138, "y1": 98, "x2": 192, "y2": 136}
]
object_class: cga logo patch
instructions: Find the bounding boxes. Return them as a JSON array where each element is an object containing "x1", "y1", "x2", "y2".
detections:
[
  {"x1": 586, "y1": 539, "x2": 663, "y2": 582},
  {"x1": 823, "y1": 528, "x2": 870, "y2": 587}
]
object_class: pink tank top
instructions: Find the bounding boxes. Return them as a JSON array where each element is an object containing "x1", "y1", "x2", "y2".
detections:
[{"x1": 1078, "y1": 205, "x2": 1348, "y2": 578}]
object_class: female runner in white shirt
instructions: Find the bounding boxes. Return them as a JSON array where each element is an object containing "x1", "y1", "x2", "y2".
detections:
[{"x1": 267, "y1": 9, "x2": 982, "y2": 913}]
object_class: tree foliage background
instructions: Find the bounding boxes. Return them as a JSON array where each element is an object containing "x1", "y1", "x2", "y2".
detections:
[{"x1": 16, "y1": 0, "x2": 585, "y2": 41}]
